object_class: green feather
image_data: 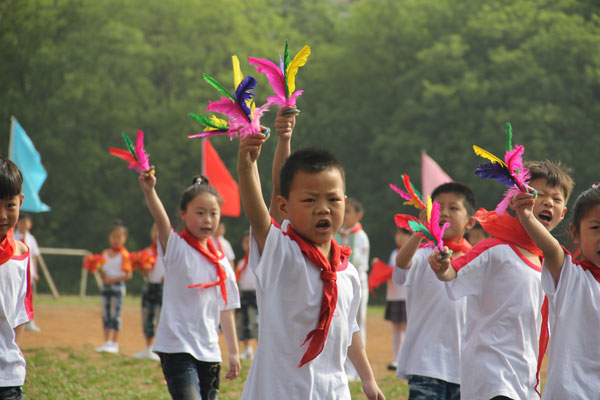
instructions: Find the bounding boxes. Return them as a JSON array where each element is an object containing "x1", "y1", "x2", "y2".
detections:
[
  {"x1": 284, "y1": 40, "x2": 290, "y2": 98},
  {"x1": 189, "y1": 113, "x2": 217, "y2": 128},
  {"x1": 410, "y1": 182, "x2": 424, "y2": 202},
  {"x1": 408, "y1": 220, "x2": 435, "y2": 242},
  {"x1": 202, "y1": 73, "x2": 235, "y2": 100},
  {"x1": 121, "y1": 133, "x2": 139, "y2": 161},
  {"x1": 506, "y1": 122, "x2": 513, "y2": 151}
]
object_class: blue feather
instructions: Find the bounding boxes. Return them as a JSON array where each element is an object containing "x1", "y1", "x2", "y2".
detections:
[
  {"x1": 475, "y1": 162, "x2": 516, "y2": 187},
  {"x1": 234, "y1": 76, "x2": 257, "y2": 121}
]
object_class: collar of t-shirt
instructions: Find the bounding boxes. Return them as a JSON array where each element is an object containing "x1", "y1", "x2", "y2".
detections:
[
  {"x1": 0, "y1": 228, "x2": 16, "y2": 265},
  {"x1": 180, "y1": 229, "x2": 228, "y2": 305},
  {"x1": 474, "y1": 208, "x2": 543, "y2": 257},
  {"x1": 283, "y1": 224, "x2": 351, "y2": 368},
  {"x1": 235, "y1": 253, "x2": 249, "y2": 282}
]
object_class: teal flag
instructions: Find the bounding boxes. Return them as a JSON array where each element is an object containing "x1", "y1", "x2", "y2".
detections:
[{"x1": 9, "y1": 117, "x2": 50, "y2": 212}]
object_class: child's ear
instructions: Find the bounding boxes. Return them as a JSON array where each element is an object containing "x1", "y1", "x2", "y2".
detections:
[
  {"x1": 465, "y1": 215, "x2": 477, "y2": 231},
  {"x1": 356, "y1": 210, "x2": 364, "y2": 221},
  {"x1": 19, "y1": 194, "x2": 24, "y2": 206},
  {"x1": 559, "y1": 206, "x2": 567, "y2": 222},
  {"x1": 569, "y1": 223, "x2": 580, "y2": 245},
  {"x1": 179, "y1": 209, "x2": 186, "y2": 221},
  {"x1": 277, "y1": 195, "x2": 288, "y2": 219}
]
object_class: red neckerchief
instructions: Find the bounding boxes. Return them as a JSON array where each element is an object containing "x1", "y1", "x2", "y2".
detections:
[
  {"x1": 181, "y1": 229, "x2": 228, "y2": 305},
  {"x1": 283, "y1": 225, "x2": 351, "y2": 367},
  {"x1": 235, "y1": 253, "x2": 249, "y2": 282},
  {"x1": 150, "y1": 242, "x2": 158, "y2": 257},
  {"x1": 445, "y1": 238, "x2": 471, "y2": 254},
  {"x1": 214, "y1": 236, "x2": 225, "y2": 254},
  {"x1": 475, "y1": 208, "x2": 543, "y2": 257},
  {"x1": 110, "y1": 246, "x2": 132, "y2": 272},
  {"x1": 576, "y1": 259, "x2": 600, "y2": 282},
  {"x1": 0, "y1": 228, "x2": 16, "y2": 265},
  {"x1": 348, "y1": 222, "x2": 363, "y2": 234}
]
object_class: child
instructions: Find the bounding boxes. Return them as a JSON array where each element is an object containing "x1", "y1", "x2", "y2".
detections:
[
  {"x1": 133, "y1": 223, "x2": 164, "y2": 361},
  {"x1": 138, "y1": 169, "x2": 240, "y2": 400},
  {"x1": 237, "y1": 108, "x2": 384, "y2": 399},
  {"x1": 235, "y1": 231, "x2": 258, "y2": 360},
  {"x1": 14, "y1": 213, "x2": 41, "y2": 332},
  {"x1": 514, "y1": 184, "x2": 600, "y2": 398},
  {"x1": 466, "y1": 222, "x2": 488, "y2": 246},
  {"x1": 429, "y1": 160, "x2": 573, "y2": 400},
  {"x1": 212, "y1": 221, "x2": 235, "y2": 268},
  {"x1": 393, "y1": 182, "x2": 476, "y2": 399},
  {"x1": 95, "y1": 220, "x2": 133, "y2": 353},
  {"x1": 378, "y1": 227, "x2": 411, "y2": 371},
  {"x1": 0, "y1": 157, "x2": 33, "y2": 400}
]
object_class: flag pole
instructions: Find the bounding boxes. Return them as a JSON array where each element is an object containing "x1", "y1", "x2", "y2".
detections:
[{"x1": 8, "y1": 115, "x2": 15, "y2": 158}]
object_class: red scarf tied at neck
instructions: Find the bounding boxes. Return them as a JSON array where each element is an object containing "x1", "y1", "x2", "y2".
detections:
[
  {"x1": 0, "y1": 228, "x2": 16, "y2": 265},
  {"x1": 284, "y1": 226, "x2": 352, "y2": 368},
  {"x1": 445, "y1": 238, "x2": 472, "y2": 254},
  {"x1": 181, "y1": 229, "x2": 228, "y2": 305}
]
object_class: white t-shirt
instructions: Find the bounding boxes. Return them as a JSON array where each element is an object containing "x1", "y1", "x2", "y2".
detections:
[
  {"x1": 212, "y1": 235, "x2": 235, "y2": 263},
  {"x1": 392, "y1": 247, "x2": 465, "y2": 383},
  {"x1": 447, "y1": 240, "x2": 544, "y2": 400},
  {"x1": 236, "y1": 257, "x2": 255, "y2": 291},
  {"x1": 241, "y1": 221, "x2": 361, "y2": 400},
  {"x1": 540, "y1": 252, "x2": 600, "y2": 399},
  {"x1": 146, "y1": 249, "x2": 165, "y2": 284},
  {"x1": 337, "y1": 228, "x2": 370, "y2": 277},
  {"x1": 153, "y1": 231, "x2": 240, "y2": 362},
  {"x1": 386, "y1": 248, "x2": 406, "y2": 301},
  {"x1": 0, "y1": 251, "x2": 32, "y2": 387},
  {"x1": 101, "y1": 251, "x2": 128, "y2": 280}
]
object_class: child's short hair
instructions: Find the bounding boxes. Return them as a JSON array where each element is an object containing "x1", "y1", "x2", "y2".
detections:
[
  {"x1": 109, "y1": 219, "x2": 128, "y2": 236},
  {"x1": 19, "y1": 212, "x2": 32, "y2": 222},
  {"x1": 570, "y1": 185, "x2": 600, "y2": 235},
  {"x1": 431, "y1": 182, "x2": 477, "y2": 216},
  {"x1": 280, "y1": 148, "x2": 345, "y2": 199},
  {"x1": 0, "y1": 157, "x2": 23, "y2": 200},
  {"x1": 524, "y1": 160, "x2": 574, "y2": 201},
  {"x1": 347, "y1": 197, "x2": 364, "y2": 214},
  {"x1": 180, "y1": 175, "x2": 223, "y2": 211}
]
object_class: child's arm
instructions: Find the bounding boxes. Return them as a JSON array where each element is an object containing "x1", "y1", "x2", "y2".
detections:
[
  {"x1": 395, "y1": 234, "x2": 423, "y2": 269},
  {"x1": 428, "y1": 247, "x2": 457, "y2": 281},
  {"x1": 269, "y1": 107, "x2": 295, "y2": 225},
  {"x1": 347, "y1": 332, "x2": 386, "y2": 400},
  {"x1": 219, "y1": 309, "x2": 240, "y2": 379},
  {"x1": 139, "y1": 168, "x2": 171, "y2": 251},
  {"x1": 512, "y1": 192, "x2": 565, "y2": 282},
  {"x1": 238, "y1": 133, "x2": 271, "y2": 253}
]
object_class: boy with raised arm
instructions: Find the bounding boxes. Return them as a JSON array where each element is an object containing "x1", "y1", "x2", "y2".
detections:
[{"x1": 237, "y1": 108, "x2": 384, "y2": 399}]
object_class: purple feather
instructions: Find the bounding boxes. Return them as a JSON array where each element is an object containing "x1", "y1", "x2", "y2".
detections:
[
  {"x1": 234, "y1": 76, "x2": 257, "y2": 121},
  {"x1": 279, "y1": 54, "x2": 285, "y2": 73},
  {"x1": 475, "y1": 162, "x2": 515, "y2": 187}
]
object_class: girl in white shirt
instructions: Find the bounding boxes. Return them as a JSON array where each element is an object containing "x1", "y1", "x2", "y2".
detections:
[{"x1": 139, "y1": 170, "x2": 240, "y2": 400}]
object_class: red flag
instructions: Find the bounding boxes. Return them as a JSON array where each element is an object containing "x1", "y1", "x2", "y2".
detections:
[
  {"x1": 368, "y1": 259, "x2": 394, "y2": 294},
  {"x1": 421, "y1": 151, "x2": 452, "y2": 198},
  {"x1": 202, "y1": 139, "x2": 240, "y2": 217}
]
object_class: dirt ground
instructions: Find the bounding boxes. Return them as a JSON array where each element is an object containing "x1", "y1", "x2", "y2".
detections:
[{"x1": 20, "y1": 298, "x2": 397, "y2": 380}]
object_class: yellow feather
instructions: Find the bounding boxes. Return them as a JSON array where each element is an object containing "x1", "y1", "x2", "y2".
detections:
[
  {"x1": 286, "y1": 45, "x2": 311, "y2": 94},
  {"x1": 232, "y1": 55, "x2": 243, "y2": 88},
  {"x1": 472, "y1": 145, "x2": 506, "y2": 167},
  {"x1": 250, "y1": 101, "x2": 256, "y2": 118},
  {"x1": 426, "y1": 196, "x2": 432, "y2": 222},
  {"x1": 210, "y1": 115, "x2": 228, "y2": 129}
]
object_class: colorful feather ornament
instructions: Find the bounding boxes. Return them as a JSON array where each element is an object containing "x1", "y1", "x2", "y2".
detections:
[
  {"x1": 109, "y1": 130, "x2": 150, "y2": 173},
  {"x1": 248, "y1": 41, "x2": 310, "y2": 115},
  {"x1": 193, "y1": 55, "x2": 270, "y2": 139},
  {"x1": 389, "y1": 174, "x2": 427, "y2": 210},
  {"x1": 473, "y1": 122, "x2": 536, "y2": 214},
  {"x1": 394, "y1": 196, "x2": 451, "y2": 258}
]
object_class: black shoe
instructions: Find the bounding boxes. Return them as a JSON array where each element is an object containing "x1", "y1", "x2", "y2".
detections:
[{"x1": 387, "y1": 363, "x2": 397, "y2": 371}]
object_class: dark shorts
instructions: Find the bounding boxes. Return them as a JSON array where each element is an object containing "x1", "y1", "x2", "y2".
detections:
[
  {"x1": 0, "y1": 386, "x2": 23, "y2": 400},
  {"x1": 158, "y1": 352, "x2": 220, "y2": 400},
  {"x1": 236, "y1": 290, "x2": 258, "y2": 341},
  {"x1": 407, "y1": 375, "x2": 460, "y2": 400},
  {"x1": 385, "y1": 300, "x2": 407, "y2": 323},
  {"x1": 141, "y1": 282, "x2": 163, "y2": 339}
]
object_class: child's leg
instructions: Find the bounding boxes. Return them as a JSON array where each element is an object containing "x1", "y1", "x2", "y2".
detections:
[
  {"x1": 141, "y1": 284, "x2": 153, "y2": 346},
  {"x1": 108, "y1": 284, "x2": 125, "y2": 343},
  {"x1": 391, "y1": 321, "x2": 406, "y2": 360},
  {"x1": 158, "y1": 352, "x2": 202, "y2": 400},
  {"x1": 196, "y1": 361, "x2": 220, "y2": 400}
]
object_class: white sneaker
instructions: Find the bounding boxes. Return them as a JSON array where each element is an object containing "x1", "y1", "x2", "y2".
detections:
[
  {"x1": 25, "y1": 320, "x2": 41, "y2": 332},
  {"x1": 148, "y1": 349, "x2": 160, "y2": 361},
  {"x1": 95, "y1": 342, "x2": 111, "y2": 352},
  {"x1": 96, "y1": 341, "x2": 118, "y2": 353},
  {"x1": 244, "y1": 346, "x2": 254, "y2": 360},
  {"x1": 133, "y1": 347, "x2": 151, "y2": 359}
]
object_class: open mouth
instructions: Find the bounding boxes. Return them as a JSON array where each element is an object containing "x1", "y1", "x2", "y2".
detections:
[
  {"x1": 538, "y1": 211, "x2": 552, "y2": 223},
  {"x1": 315, "y1": 220, "x2": 331, "y2": 230}
]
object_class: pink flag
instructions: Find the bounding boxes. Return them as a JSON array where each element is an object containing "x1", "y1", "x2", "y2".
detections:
[{"x1": 421, "y1": 151, "x2": 452, "y2": 197}]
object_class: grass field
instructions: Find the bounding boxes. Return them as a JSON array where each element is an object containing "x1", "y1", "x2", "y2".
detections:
[{"x1": 21, "y1": 296, "x2": 409, "y2": 399}]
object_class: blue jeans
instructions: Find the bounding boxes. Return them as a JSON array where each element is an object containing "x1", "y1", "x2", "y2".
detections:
[
  {"x1": 158, "y1": 352, "x2": 220, "y2": 400},
  {"x1": 0, "y1": 386, "x2": 23, "y2": 400},
  {"x1": 408, "y1": 375, "x2": 460, "y2": 400},
  {"x1": 101, "y1": 283, "x2": 125, "y2": 331}
]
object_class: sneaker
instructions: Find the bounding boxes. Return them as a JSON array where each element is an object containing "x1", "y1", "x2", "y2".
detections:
[
  {"x1": 95, "y1": 342, "x2": 111, "y2": 352},
  {"x1": 387, "y1": 362, "x2": 397, "y2": 371},
  {"x1": 243, "y1": 346, "x2": 254, "y2": 360},
  {"x1": 148, "y1": 350, "x2": 160, "y2": 361},
  {"x1": 96, "y1": 342, "x2": 118, "y2": 353},
  {"x1": 25, "y1": 320, "x2": 41, "y2": 332},
  {"x1": 133, "y1": 347, "x2": 151, "y2": 359}
]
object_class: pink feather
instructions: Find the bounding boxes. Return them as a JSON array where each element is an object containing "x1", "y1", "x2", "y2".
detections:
[
  {"x1": 206, "y1": 97, "x2": 249, "y2": 127},
  {"x1": 206, "y1": 98, "x2": 270, "y2": 137},
  {"x1": 247, "y1": 57, "x2": 286, "y2": 99},
  {"x1": 389, "y1": 183, "x2": 412, "y2": 202},
  {"x1": 428, "y1": 201, "x2": 450, "y2": 251},
  {"x1": 504, "y1": 144, "x2": 529, "y2": 188},
  {"x1": 134, "y1": 130, "x2": 150, "y2": 171}
]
